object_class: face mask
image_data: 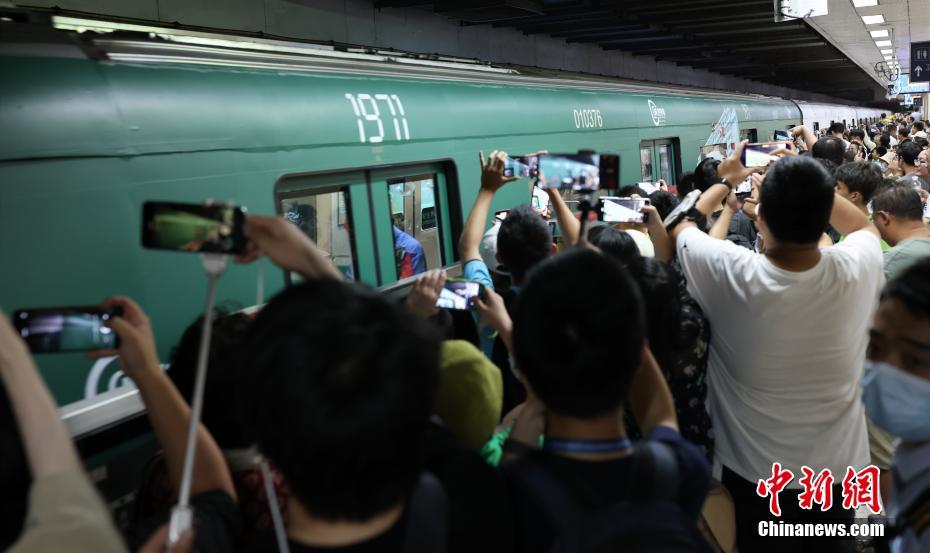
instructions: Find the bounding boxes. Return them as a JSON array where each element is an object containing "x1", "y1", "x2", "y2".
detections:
[{"x1": 861, "y1": 360, "x2": 930, "y2": 441}]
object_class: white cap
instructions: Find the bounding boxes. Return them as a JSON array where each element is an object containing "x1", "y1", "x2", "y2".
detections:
[
  {"x1": 624, "y1": 229, "x2": 655, "y2": 258},
  {"x1": 479, "y1": 222, "x2": 510, "y2": 276}
]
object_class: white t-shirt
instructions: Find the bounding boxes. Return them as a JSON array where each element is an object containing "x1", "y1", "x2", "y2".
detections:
[{"x1": 676, "y1": 227, "x2": 884, "y2": 487}]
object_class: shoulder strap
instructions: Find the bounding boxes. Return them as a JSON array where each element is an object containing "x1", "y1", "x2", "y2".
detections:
[
  {"x1": 629, "y1": 440, "x2": 679, "y2": 503},
  {"x1": 403, "y1": 472, "x2": 447, "y2": 553}
]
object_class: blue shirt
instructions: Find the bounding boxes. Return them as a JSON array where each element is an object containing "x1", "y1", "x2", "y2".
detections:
[
  {"x1": 393, "y1": 226, "x2": 427, "y2": 277},
  {"x1": 463, "y1": 259, "x2": 497, "y2": 357}
]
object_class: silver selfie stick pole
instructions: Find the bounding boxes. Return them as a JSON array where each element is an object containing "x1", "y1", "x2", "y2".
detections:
[{"x1": 167, "y1": 251, "x2": 229, "y2": 547}]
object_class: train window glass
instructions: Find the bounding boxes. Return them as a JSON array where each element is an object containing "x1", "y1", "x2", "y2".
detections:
[
  {"x1": 386, "y1": 175, "x2": 442, "y2": 279},
  {"x1": 640, "y1": 145, "x2": 654, "y2": 182},
  {"x1": 280, "y1": 189, "x2": 356, "y2": 280},
  {"x1": 740, "y1": 128, "x2": 757, "y2": 143},
  {"x1": 814, "y1": 122, "x2": 820, "y2": 132},
  {"x1": 657, "y1": 143, "x2": 674, "y2": 183}
]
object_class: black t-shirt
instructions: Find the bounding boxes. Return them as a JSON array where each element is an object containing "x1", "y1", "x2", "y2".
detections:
[
  {"x1": 243, "y1": 518, "x2": 405, "y2": 553},
  {"x1": 501, "y1": 427, "x2": 711, "y2": 553},
  {"x1": 126, "y1": 490, "x2": 242, "y2": 553}
]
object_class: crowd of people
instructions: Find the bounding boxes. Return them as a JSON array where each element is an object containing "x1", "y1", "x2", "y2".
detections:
[{"x1": 1, "y1": 112, "x2": 929, "y2": 553}]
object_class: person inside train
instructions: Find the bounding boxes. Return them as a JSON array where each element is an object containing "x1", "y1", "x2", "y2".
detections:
[
  {"x1": 89, "y1": 297, "x2": 240, "y2": 553},
  {"x1": 871, "y1": 184, "x2": 930, "y2": 281},
  {"x1": 499, "y1": 249, "x2": 711, "y2": 553},
  {"x1": 0, "y1": 310, "x2": 127, "y2": 553},
  {"x1": 668, "y1": 141, "x2": 883, "y2": 553},
  {"x1": 392, "y1": 224, "x2": 427, "y2": 279},
  {"x1": 861, "y1": 258, "x2": 930, "y2": 553}
]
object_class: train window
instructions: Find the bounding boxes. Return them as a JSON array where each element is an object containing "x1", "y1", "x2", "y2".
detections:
[
  {"x1": 280, "y1": 188, "x2": 356, "y2": 280},
  {"x1": 640, "y1": 138, "x2": 680, "y2": 185},
  {"x1": 386, "y1": 175, "x2": 443, "y2": 279}
]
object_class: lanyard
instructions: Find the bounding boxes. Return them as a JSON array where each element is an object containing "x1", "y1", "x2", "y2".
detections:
[{"x1": 543, "y1": 437, "x2": 633, "y2": 455}]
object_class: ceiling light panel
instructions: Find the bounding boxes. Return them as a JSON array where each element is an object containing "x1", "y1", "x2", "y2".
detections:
[
  {"x1": 862, "y1": 14, "x2": 885, "y2": 24},
  {"x1": 875, "y1": 40, "x2": 892, "y2": 47},
  {"x1": 853, "y1": 0, "x2": 879, "y2": 6},
  {"x1": 880, "y1": 49, "x2": 893, "y2": 54},
  {"x1": 870, "y1": 30, "x2": 889, "y2": 38}
]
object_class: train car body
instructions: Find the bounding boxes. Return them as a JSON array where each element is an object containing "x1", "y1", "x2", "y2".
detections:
[{"x1": 0, "y1": 17, "x2": 886, "y2": 514}]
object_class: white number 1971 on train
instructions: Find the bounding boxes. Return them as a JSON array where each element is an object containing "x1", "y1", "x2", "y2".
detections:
[{"x1": 344, "y1": 93, "x2": 411, "y2": 144}]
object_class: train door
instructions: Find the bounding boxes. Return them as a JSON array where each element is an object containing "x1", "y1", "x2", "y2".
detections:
[
  {"x1": 386, "y1": 176, "x2": 442, "y2": 278},
  {"x1": 639, "y1": 139, "x2": 680, "y2": 185}
]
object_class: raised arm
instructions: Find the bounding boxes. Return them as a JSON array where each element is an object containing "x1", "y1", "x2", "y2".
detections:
[
  {"x1": 0, "y1": 311, "x2": 80, "y2": 477},
  {"x1": 709, "y1": 191, "x2": 739, "y2": 240},
  {"x1": 546, "y1": 189, "x2": 580, "y2": 246},
  {"x1": 459, "y1": 151, "x2": 517, "y2": 262},
  {"x1": 627, "y1": 346, "x2": 678, "y2": 434},
  {"x1": 237, "y1": 215, "x2": 342, "y2": 280},
  {"x1": 474, "y1": 287, "x2": 514, "y2": 354},
  {"x1": 791, "y1": 125, "x2": 818, "y2": 151},
  {"x1": 830, "y1": 192, "x2": 880, "y2": 238},
  {"x1": 91, "y1": 297, "x2": 236, "y2": 500},
  {"x1": 640, "y1": 204, "x2": 673, "y2": 261}
]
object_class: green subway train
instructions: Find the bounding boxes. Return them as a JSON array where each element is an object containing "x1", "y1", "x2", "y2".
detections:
[{"x1": 0, "y1": 12, "x2": 883, "y2": 514}]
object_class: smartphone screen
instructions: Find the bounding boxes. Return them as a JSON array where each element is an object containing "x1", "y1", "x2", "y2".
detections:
[
  {"x1": 742, "y1": 143, "x2": 787, "y2": 167},
  {"x1": 503, "y1": 156, "x2": 539, "y2": 178},
  {"x1": 774, "y1": 130, "x2": 791, "y2": 142},
  {"x1": 142, "y1": 201, "x2": 246, "y2": 254},
  {"x1": 637, "y1": 182, "x2": 659, "y2": 195},
  {"x1": 735, "y1": 178, "x2": 753, "y2": 199},
  {"x1": 435, "y1": 280, "x2": 484, "y2": 310},
  {"x1": 601, "y1": 197, "x2": 649, "y2": 223},
  {"x1": 536, "y1": 153, "x2": 619, "y2": 192},
  {"x1": 13, "y1": 306, "x2": 120, "y2": 354},
  {"x1": 700, "y1": 144, "x2": 727, "y2": 161}
]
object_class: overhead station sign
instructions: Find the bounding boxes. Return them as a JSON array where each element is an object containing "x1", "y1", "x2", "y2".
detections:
[
  {"x1": 895, "y1": 75, "x2": 930, "y2": 94},
  {"x1": 912, "y1": 42, "x2": 930, "y2": 83}
]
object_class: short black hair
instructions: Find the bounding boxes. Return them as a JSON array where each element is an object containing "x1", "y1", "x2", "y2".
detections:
[
  {"x1": 872, "y1": 184, "x2": 924, "y2": 221},
  {"x1": 882, "y1": 257, "x2": 930, "y2": 321},
  {"x1": 898, "y1": 140, "x2": 922, "y2": 166},
  {"x1": 812, "y1": 136, "x2": 846, "y2": 166},
  {"x1": 497, "y1": 203, "x2": 552, "y2": 284},
  {"x1": 238, "y1": 280, "x2": 439, "y2": 521},
  {"x1": 875, "y1": 146, "x2": 888, "y2": 157},
  {"x1": 835, "y1": 161, "x2": 882, "y2": 204},
  {"x1": 914, "y1": 121, "x2": 925, "y2": 131},
  {"x1": 588, "y1": 225, "x2": 641, "y2": 266},
  {"x1": 0, "y1": 381, "x2": 29, "y2": 550},
  {"x1": 899, "y1": 126, "x2": 911, "y2": 138},
  {"x1": 169, "y1": 309, "x2": 252, "y2": 449},
  {"x1": 849, "y1": 129, "x2": 865, "y2": 140},
  {"x1": 878, "y1": 134, "x2": 891, "y2": 148},
  {"x1": 676, "y1": 171, "x2": 696, "y2": 198},
  {"x1": 648, "y1": 190, "x2": 681, "y2": 220},
  {"x1": 830, "y1": 122, "x2": 846, "y2": 134},
  {"x1": 512, "y1": 250, "x2": 645, "y2": 418},
  {"x1": 693, "y1": 158, "x2": 721, "y2": 192},
  {"x1": 617, "y1": 184, "x2": 649, "y2": 197},
  {"x1": 760, "y1": 156, "x2": 835, "y2": 244},
  {"x1": 915, "y1": 136, "x2": 929, "y2": 149}
]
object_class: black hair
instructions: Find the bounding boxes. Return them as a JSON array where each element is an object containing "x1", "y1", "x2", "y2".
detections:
[
  {"x1": 760, "y1": 156, "x2": 835, "y2": 244},
  {"x1": 898, "y1": 140, "x2": 922, "y2": 166},
  {"x1": 899, "y1": 126, "x2": 911, "y2": 138},
  {"x1": 617, "y1": 184, "x2": 649, "y2": 198},
  {"x1": 693, "y1": 158, "x2": 721, "y2": 192},
  {"x1": 914, "y1": 121, "x2": 925, "y2": 132},
  {"x1": 849, "y1": 129, "x2": 865, "y2": 140},
  {"x1": 676, "y1": 171, "x2": 696, "y2": 198},
  {"x1": 875, "y1": 146, "x2": 888, "y2": 157},
  {"x1": 878, "y1": 134, "x2": 891, "y2": 148},
  {"x1": 512, "y1": 250, "x2": 644, "y2": 418},
  {"x1": 648, "y1": 190, "x2": 681, "y2": 220},
  {"x1": 0, "y1": 381, "x2": 30, "y2": 550},
  {"x1": 882, "y1": 257, "x2": 930, "y2": 321},
  {"x1": 588, "y1": 225, "x2": 641, "y2": 266},
  {"x1": 168, "y1": 308, "x2": 252, "y2": 449},
  {"x1": 497, "y1": 203, "x2": 552, "y2": 284},
  {"x1": 872, "y1": 184, "x2": 924, "y2": 221},
  {"x1": 843, "y1": 145, "x2": 859, "y2": 163},
  {"x1": 237, "y1": 280, "x2": 439, "y2": 521},
  {"x1": 625, "y1": 257, "x2": 691, "y2": 379},
  {"x1": 835, "y1": 161, "x2": 882, "y2": 204},
  {"x1": 915, "y1": 137, "x2": 929, "y2": 149},
  {"x1": 830, "y1": 122, "x2": 846, "y2": 134},
  {"x1": 812, "y1": 136, "x2": 845, "y2": 166}
]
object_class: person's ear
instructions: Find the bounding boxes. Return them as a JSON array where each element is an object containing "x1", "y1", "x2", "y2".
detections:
[{"x1": 850, "y1": 191, "x2": 863, "y2": 205}]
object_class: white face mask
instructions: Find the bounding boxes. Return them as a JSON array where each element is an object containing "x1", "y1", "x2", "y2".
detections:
[{"x1": 861, "y1": 360, "x2": 930, "y2": 442}]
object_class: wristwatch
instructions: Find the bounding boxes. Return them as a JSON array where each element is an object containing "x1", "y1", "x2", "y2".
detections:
[{"x1": 718, "y1": 178, "x2": 733, "y2": 190}]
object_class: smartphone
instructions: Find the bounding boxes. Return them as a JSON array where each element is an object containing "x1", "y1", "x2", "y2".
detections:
[
  {"x1": 637, "y1": 182, "x2": 659, "y2": 195},
  {"x1": 600, "y1": 197, "x2": 650, "y2": 223},
  {"x1": 536, "y1": 153, "x2": 619, "y2": 193},
  {"x1": 142, "y1": 201, "x2": 246, "y2": 254},
  {"x1": 700, "y1": 144, "x2": 727, "y2": 161},
  {"x1": 503, "y1": 156, "x2": 539, "y2": 178},
  {"x1": 435, "y1": 279, "x2": 485, "y2": 311},
  {"x1": 734, "y1": 178, "x2": 753, "y2": 200},
  {"x1": 741, "y1": 142, "x2": 788, "y2": 167},
  {"x1": 774, "y1": 130, "x2": 792, "y2": 142},
  {"x1": 13, "y1": 306, "x2": 121, "y2": 354}
]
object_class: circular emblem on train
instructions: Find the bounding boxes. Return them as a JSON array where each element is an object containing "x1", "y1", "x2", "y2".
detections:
[{"x1": 647, "y1": 100, "x2": 666, "y2": 126}]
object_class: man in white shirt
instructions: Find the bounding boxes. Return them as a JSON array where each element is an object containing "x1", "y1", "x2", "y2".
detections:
[{"x1": 670, "y1": 144, "x2": 884, "y2": 553}]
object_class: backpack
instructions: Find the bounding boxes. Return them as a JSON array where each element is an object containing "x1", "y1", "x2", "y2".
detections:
[
  {"x1": 517, "y1": 441, "x2": 713, "y2": 553},
  {"x1": 403, "y1": 472, "x2": 448, "y2": 553}
]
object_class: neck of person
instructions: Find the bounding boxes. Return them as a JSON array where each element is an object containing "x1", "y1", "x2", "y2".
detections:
[
  {"x1": 903, "y1": 164, "x2": 918, "y2": 175},
  {"x1": 287, "y1": 498, "x2": 404, "y2": 547},
  {"x1": 890, "y1": 221, "x2": 930, "y2": 246},
  {"x1": 545, "y1": 411, "x2": 631, "y2": 461},
  {"x1": 763, "y1": 236, "x2": 822, "y2": 271}
]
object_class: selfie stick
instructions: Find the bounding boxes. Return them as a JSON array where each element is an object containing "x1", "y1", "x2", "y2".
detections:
[
  {"x1": 260, "y1": 459, "x2": 291, "y2": 553},
  {"x1": 168, "y1": 251, "x2": 229, "y2": 547}
]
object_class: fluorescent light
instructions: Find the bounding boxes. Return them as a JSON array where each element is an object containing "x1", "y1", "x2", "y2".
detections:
[
  {"x1": 881, "y1": 48, "x2": 893, "y2": 54},
  {"x1": 862, "y1": 14, "x2": 885, "y2": 24},
  {"x1": 853, "y1": 0, "x2": 879, "y2": 6},
  {"x1": 885, "y1": 56, "x2": 893, "y2": 60},
  {"x1": 875, "y1": 40, "x2": 893, "y2": 47},
  {"x1": 870, "y1": 30, "x2": 889, "y2": 38}
]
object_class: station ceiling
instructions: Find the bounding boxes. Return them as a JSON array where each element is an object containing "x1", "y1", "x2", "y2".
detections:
[{"x1": 376, "y1": 0, "x2": 888, "y2": 103}]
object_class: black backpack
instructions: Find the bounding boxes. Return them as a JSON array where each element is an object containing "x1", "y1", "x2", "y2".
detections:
[{"x1": 516, "y1": 441, "x2": 713, "y2": 553}]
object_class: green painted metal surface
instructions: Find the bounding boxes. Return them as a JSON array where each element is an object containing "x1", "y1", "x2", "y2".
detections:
[{"x1": 0, "y1": 54, "x2": 800, "y2": 408}]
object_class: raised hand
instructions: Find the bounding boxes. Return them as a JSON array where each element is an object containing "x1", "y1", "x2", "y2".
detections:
[
  {"x1": 236, "y1": 215, "x2": 341, "y2": 280},
  {"x1": 87, "y1": 296, "x2": 160, "y2": 378},
  {"x1": 406, "y1": 270, "x2": 446, "y2": 319},
  {"x1": 480, "y1": 150, "x2": 519, "y2": 192}
]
